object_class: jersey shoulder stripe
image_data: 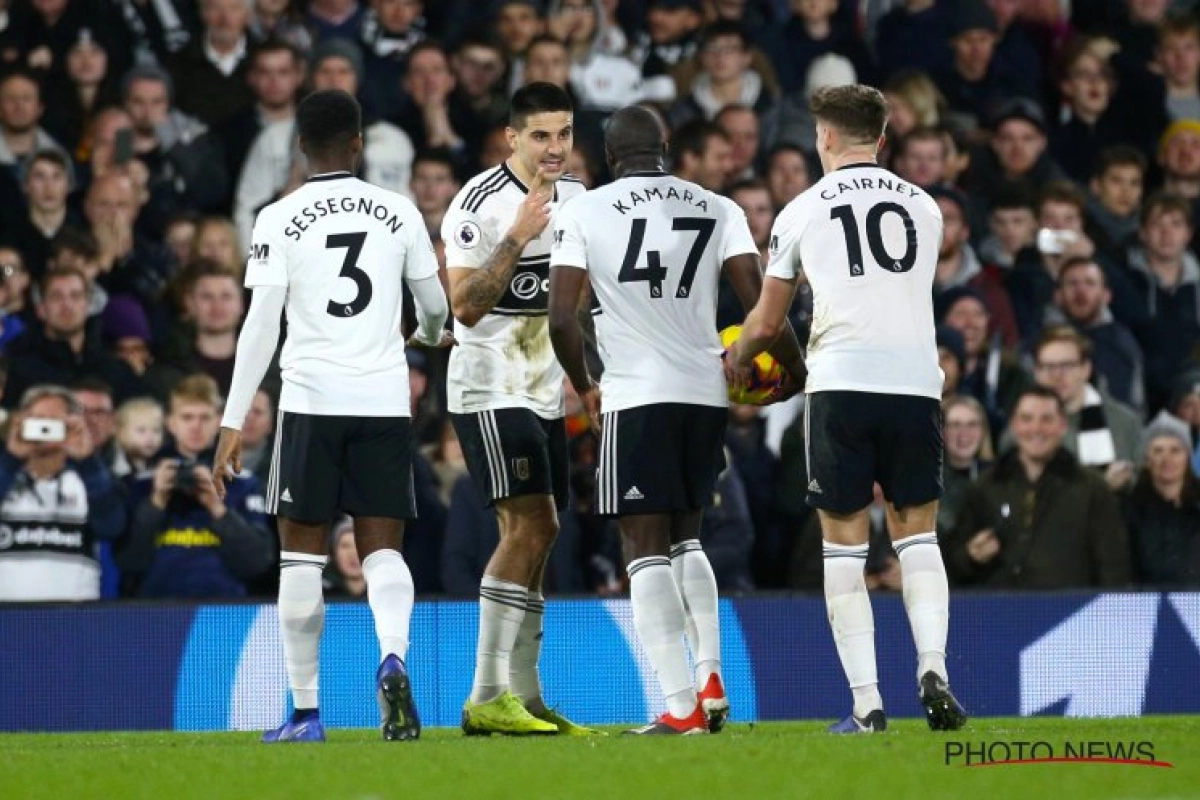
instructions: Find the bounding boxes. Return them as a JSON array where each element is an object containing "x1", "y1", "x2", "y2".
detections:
[
  {"x1": 461, "y1": 167, "x2": 508, "y2": 212},
  {"x1": 467, "y1": 175, "x2": 514, "y2": 214}
]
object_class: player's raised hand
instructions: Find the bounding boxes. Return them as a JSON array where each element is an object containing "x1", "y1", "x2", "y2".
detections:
[
  {"x1": 211, "y1": 427, "x2": 243, "y2": 501},
  {"x1": 509, "y1": 169, "x2": 552, "y2": 245}
]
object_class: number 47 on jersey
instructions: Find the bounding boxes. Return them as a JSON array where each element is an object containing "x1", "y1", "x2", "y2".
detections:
[{"x1": 618, "y1": 217, "x2": 715, "y2": 299}]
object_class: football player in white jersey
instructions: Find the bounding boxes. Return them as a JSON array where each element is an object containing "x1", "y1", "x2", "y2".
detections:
[
  {"x1": 728, "y1": 84, "x2": 967, "y2": 733},
  {"x1": 548, "y1": 106, "x2": 806, "y2": 734},
  {"x1": 441, "y1": 82, "x2": 598, "y2": 736},
  {"x1": 211, "y1": 90, "x2": 452, "y2": 744}
]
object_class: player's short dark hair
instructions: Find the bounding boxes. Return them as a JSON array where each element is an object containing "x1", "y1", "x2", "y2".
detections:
[
  {"x1": 1014, "y1": 384, "x2": 1067, "y2": 417},
  {"x1": 605, "y1": 105, "x2": 666, "y2": 162},
  {"x1": 669, "y1": 119, "x2": 727, "y2": 164},
  {"x1": 1093, "y1": 145, "x2": 1147, "y2": 180},
  {"x1": 509, "y1": 81, "x2": 572, "y2": 130},
  {"x1": 809, "y1": 84, "x2": 889, "y2": 145},
  {"x1": 296, "y1": 89, "x2": 362, "y2": 156},
  {"x1": 1141, "y1": 190, "x2": 1194, "y2": 229}
]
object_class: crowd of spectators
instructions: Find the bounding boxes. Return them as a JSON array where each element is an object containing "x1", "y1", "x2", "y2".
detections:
[{"x1": 1, "y1": 0, "x2": 1200, "y2": 601}]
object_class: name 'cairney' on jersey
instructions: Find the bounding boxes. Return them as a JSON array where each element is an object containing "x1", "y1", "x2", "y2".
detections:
[{"x1": 283, "y1": 195, "x2": 405, "y2": 241}]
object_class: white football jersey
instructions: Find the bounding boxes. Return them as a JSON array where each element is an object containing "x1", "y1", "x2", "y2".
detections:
[
  {"x1": 442, "y1": 162, "x2": 587, "y2": 418},
  {"x1": 766, "y1": 163, "x2": 944, "y2": 399},
  {"x1": 245, "y1": 171, "x2": 439, "y2": 416},
  {"x1": 552, "y1": 172, "x2": 758, "y2": 412}
]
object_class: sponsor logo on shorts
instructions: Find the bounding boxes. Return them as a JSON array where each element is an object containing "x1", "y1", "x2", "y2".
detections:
[
  {"x1": 807, "y1": 479, "x2": 822, "y2": 494},
  {"x1": 624, "y1": 486, "x2": 644, "y2": 501}
]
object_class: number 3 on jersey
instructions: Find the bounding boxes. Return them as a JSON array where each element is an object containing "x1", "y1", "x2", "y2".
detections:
[
  {"x1": 830, "y1": 203, "x2": 918, "y2": 277},
  {"x1": 325, "y1": 231, "x2": 372, "y2": 317},
  {"x1": 618, "y1": 217, "x2": 715, "y2": 299}
]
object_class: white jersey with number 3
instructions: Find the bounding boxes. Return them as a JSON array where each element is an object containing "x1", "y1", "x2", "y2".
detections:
[
  {"x1": 244, "y1": 172, "x2": 438, "y2": 416},
  {"x1": 765, "y1": 163, "x2": 944, "y2": 400},
  {"x1": 552, "y1": 172, "x2": 758, "y2": 412}
]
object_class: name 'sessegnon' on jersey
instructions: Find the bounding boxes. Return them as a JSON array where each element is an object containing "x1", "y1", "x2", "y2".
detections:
[
  {"x1": 551, "y1": 172, "x2": 758, "y2": 413},
  {"x1": 442, "y1": 162, "x2": 586, "y2": 418},
  {"x1": 245, "y1": 172, "x2": 438, "y2": 417},
  {"x1": 765, "y1": 164, "x2": 944, "y2": 400}
]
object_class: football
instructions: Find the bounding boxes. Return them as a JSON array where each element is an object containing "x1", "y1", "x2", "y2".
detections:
[{"x1": 720, "y1": 325, "x2": 784, "y2": 405}]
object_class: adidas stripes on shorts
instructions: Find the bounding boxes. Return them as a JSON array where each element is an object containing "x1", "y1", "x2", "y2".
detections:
[
  {"x1": 268, "y1": 411, "x2": 416, "y2": 522},
  {"x1": 451, "y1": 408, "x2": 569, "y2": 510},
  {"x1": 803, "y1": 390, "x2": 943, "y2": 514},
  {"x1": 595, "y1": 403, "x2": 727, "y2": 516}
]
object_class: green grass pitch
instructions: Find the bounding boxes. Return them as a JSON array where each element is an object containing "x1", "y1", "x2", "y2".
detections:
[{"x1": 3, "y1": 717, "x2": 1198, "y2": 800}]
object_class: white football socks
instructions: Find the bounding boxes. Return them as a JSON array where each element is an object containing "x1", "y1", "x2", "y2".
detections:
[
  {"x1": 629, "y1": 556, "x2": 696, "y2": 720},
  {"x1": 278, "y1": 551, "x2": 327, "y2": 711},
  {"x1": 823, "y1": 541, "x2": 883, "y2": 718},
  {"x1": 361, "y1": 548, "x2": 415, "y2": 662},
  {"x1": 894, "y1": 531, "x2": 950, "y2": 683},
  {"x1": 509, "y1": 590, "x2": 545, "y2": 709},
  {"x1": 670, "y1": 540, "x2": 722, "y2": 687},
  {"x1": 471, "y1": 575, "x2": 527, "y2": 704}
]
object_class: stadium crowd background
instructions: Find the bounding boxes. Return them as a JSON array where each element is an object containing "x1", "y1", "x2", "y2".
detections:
[{"x1": 0, "y1": 0, "x2": 1199, "y2": 601}]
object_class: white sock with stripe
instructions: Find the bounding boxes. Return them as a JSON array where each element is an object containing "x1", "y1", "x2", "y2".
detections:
[
  {"x1": 471, "y1": 575, "x2": 527, "y2": 704},
  {"x1": 361, "y1": 548, "x2": 414, "y2": 662},
  {"x1": 278, "y1": 551, "x2": 327, "y2": 711},
  {"x1": 670, "y1": 540, "x2": 722, "y2": 687},
  {"x1": 509, "y1": 591, "x2": 545, "y2": 708},
  {"x1": 823, "y1": 541, "x2": 883, "y2": 718},
  {"x1": 628, "y1": 556, "x2": 696, "y2": 719},
  {"x1": 894, "y1": 531, "x2": 950, "y2": 683}
]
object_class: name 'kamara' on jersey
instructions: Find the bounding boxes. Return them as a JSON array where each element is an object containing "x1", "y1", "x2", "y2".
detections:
[
  {"x1": 818, "y1": 174, "x2": 922, "y2": 201},
  {"x1": 283, "y1": 196, "x2": 405, "y2": 241},
  {"x1": 611, "y1": 184, "x2": 709, "y2": 215}
]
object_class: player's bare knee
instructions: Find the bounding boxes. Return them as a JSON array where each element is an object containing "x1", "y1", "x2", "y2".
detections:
[
  {"x1": 818, "y1": 508, "x2": 872, "y2": 546},
  {"x1": 886, "y1": 500, "x2": 939, "y2": 540}
]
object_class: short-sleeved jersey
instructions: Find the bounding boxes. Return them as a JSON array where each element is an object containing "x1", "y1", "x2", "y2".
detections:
[
  {"x1": 245, "y1": 171, "x2": 438, "y2": 416},
  {"x1": 441, "y1": 162, "x2": 586, "y2": 418},
  {"x1": 551, "y1": 172, "x2": 758, "y2": 413},
  {"x1": 766, "y1": 163, "x2": 944, "y2": 400}
]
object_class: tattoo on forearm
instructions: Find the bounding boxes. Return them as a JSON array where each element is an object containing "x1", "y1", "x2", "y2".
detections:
[{"x1": 460, "y1": 235, "x2": 523, "y2": 316}]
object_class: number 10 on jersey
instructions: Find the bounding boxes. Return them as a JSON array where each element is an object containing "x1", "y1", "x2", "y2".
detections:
[{"x1": 618, "y1": 217, "x2": 715, "y2": 299}]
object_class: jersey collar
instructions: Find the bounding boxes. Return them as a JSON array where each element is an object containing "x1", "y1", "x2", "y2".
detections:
[
  {"x1": 624, "y1": 170, "x2": 668, "y2": 177},
  {"x1": 307, "y1": 171, "x2": 354, "y2": 183},
  {"x1": 502, "y1": 160, "x2": 559, "y2": 201},
  {"x1": 836, "y1": 162, "x2": 878, "y2": 172}
]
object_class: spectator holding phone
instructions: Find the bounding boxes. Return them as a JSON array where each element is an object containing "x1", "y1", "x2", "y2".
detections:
[
  {"x1": 119, "y1": 374, "x2": 273, "y2": 597},
  {"x1": 0, "y1": 384, "x2": 127, "y2": 601}
]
